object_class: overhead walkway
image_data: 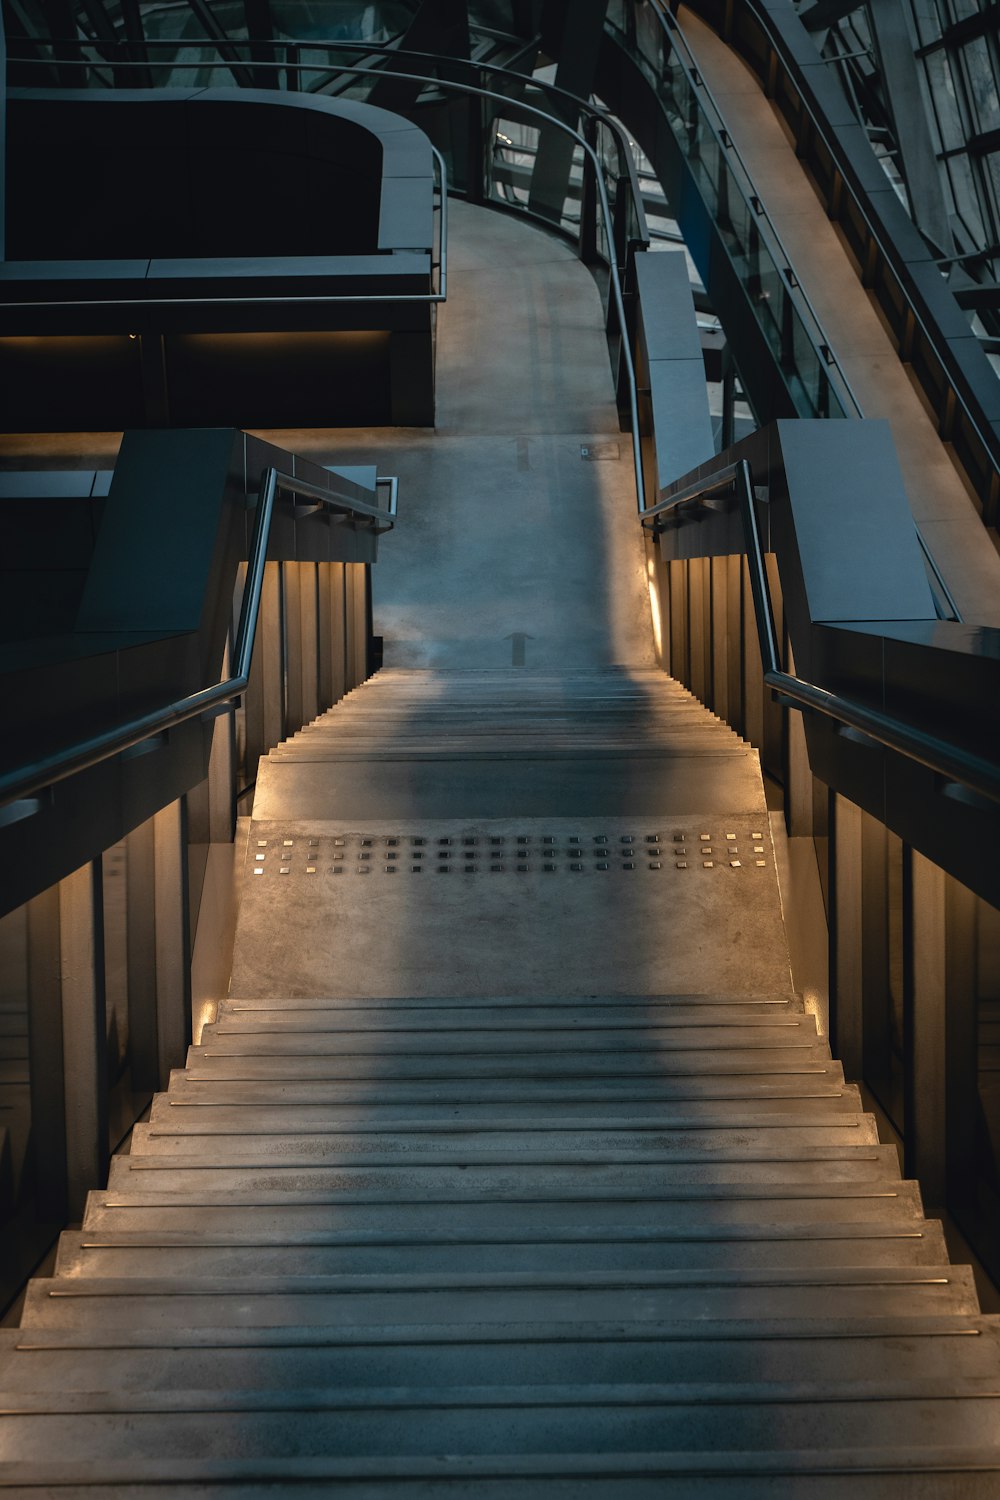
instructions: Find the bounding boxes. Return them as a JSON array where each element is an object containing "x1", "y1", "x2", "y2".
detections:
[{"x1": 2, "y1": 198, "x2": 1000, "y2": 1492}]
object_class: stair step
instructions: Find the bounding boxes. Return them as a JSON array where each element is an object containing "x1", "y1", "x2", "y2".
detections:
[
  {"x1": 127, "y1": 1120, "x2": 881, "y2": 1159},
  {"x1": 51, "y1": 1220, "x2": 948, "y2": 1276},
  {"x1": 6, "y1": 1380, "x2": 1000, "y2": 1463},
  {"x1": 18, "y1": 1266, "x2": 980, "y2": 1329},
  {"x1": 82, "y1": 1181, "x2": 927, "y2": 1232},
  {"x1": 105, "y1": 1147, "x2": 903, "y2": 1196},
  {"x1": 148, "y1": 1098, "x2": 867, "y2": 1131},
  {"x1": 7, "y1": 1316, "x2": 997, "y2": 1391}
]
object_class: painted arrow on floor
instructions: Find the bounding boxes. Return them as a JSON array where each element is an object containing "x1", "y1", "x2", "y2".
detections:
[{"x1": 504, "y1": 632, "x2": 535, "y2": 666}]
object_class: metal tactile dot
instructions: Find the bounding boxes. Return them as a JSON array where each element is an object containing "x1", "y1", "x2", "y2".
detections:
[
  {"x1": 594, "y1": 835, "x2": 608, "y2": 845},
  {"x1": 621, "y1": 836, "x2": 634, "y2": 845},
  {"x1": 333, "y1": 838, "x2": 345, "y2": 847},
  {"x1": 596, "y1": 862, "x2": 609, "y2": 871},
  {"x1": 491, "y1": 864, "x2": 504, "y2": 873},
  {"x1": 252, "y1": 868, "x2": 264, "y2": 876},
  {"x1": 306, "y1": 866, "x2": 316, "y2": 874},
  {"x1": 438, "y1": 837, "x2": 451, "y2": 846},
  {"x1": 385, "y1": 866, "x2": 397, "y2": 874},
  {"x1": 257, "y1": 840, "x2": 268, "y2": 847},
  {"x1": 254, "y1": 854, "x2": 266, "y2": 863},
  {"x1": 517, "y1": 863, "x2": 529, "y2": 873},
  {"x1": 464, "y1": 864, "x2": 476, "y2": 874},
  {"x1": 358, "y1": 867, "x2": 370, "y2": 876},
  {"x1": 676, "y1": 860, "x2": 688, "y2": 869},
  {"x1": 543, "y1": 863, "x2": 556, "y2": 873},
  {"x1": 517, "y1": 836, "x2": 530, "y2": 846},
  {"x1": 649, "y1": 861, "x2": 662, "y2": 870},
  {"x1": 411, "y1": 865, "x2": 423, "y2": 873},
  {"x1": 622, "y1": 861, "x2": 635, "y2": 870},
  {"x1": 360, "y1": 839, "x2": 372, "y2": 848},
  {"x1": 700, "y1": 833, "x2": 711, "y2": 842},
  {"x1": 330, "y1": 866, "x2": 343, "y2": 876},
  {"x1": 283, "y1": 840, "x2": 294, "y2": 847},
  {"x1": 756, "y1": 859, "x2": 767, "y2": 868},
  {"x1": 726, "y1": 833, "x2": 737, "y2": 842},
  {"x1": 279, "y1": 867, "x2": 290, "y2": 875},
  {"x1": 543, "y1": 836, "x2": 556, "y2": 846},
  {"x1": 730, "y1": 860, "x2": 741, "y2": 869},
  {"x1": 570, "y1": 862, "x2": 583, "y2": 872},
  {"x1": 703, "y1": 860, "x2": 714, "y2": 868},
  {"x1": 491, "y1": 836, "x2": 505, "y2": 846},
  {"x1": 386, "y1": 838, "x2": 399, "y2": 847},
  {"x1": 463, "y1": 837, "x2": 477, "y2": 847},
  {"x1": 411, "y1": 837, "x2": 425, "y2": 847},
  {"x1": 359, "y1": 852, "x2": 371, "y2": 862}
]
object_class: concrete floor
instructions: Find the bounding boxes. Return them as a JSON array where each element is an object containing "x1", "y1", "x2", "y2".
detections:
[
  {"x1": 677, "y1": 6, "x2": 1000, "y2": 625},
  {"x1": 254, "y1": 200, "x2": 655, "y2": 672}
]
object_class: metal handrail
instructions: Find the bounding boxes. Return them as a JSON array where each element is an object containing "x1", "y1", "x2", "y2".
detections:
[
  {"x1": 642, "y1": 459, "x2": 1000, "y2": 805},
  {"x1": 0, "y1": 466, "x2": 395, "y2": 810},
  {"x1": 618, "y1": 1, "x2": 862, "y2": 423}
]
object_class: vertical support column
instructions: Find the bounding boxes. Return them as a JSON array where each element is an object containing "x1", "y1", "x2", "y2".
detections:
[
  {"x1": 668, "y1": 559, "x2": 689, "y2": 687},
  {"x1": 284, "y1": 561, "x2": 305, "y2": 736},
  {"x1": 329, "y1": 563, "x2": 348, "y2": 704},
  {"x1": 784, "y1": 642, "x2": 813, "y2": 838},
  {"x1": 346, "y1": 565, "x2": 370, "y2": 689},
  {"x1": 26, "y1": 886, "x2": 68, "y2": 1222},
  {"x1": 906, "y1": 849, "x2": 947, "y2": 1205},
  {"x1": 944, "y1": 872, "x2": 978, "y2": 1212},
  {"x1": 741, "y1": 556, "x2": 764, "y2": 751},
  {"x1": 830, "y1": 792, "x2": 864, "y2": 1082},
  {"x1": 244, "y1": 560, "x2": 284, "y2": 767},
  {"x1": 126, "y1": 814, "x2": 159, "y2": 1096},
  {"x1": 299, "y1": 562, "x2": 320, "y2": 727},
  {"x1": 207, "y1": 660, "x2": 236, "y2": 845},
  {"x1": 58, "y1": 861, "x2": 108, "y2": 1221},
  {"x1": 726, "y1": 553, "x2": 743, "y2": 737},
  {"x1": 153, "y1": 799, "x2": 191, "y2": 1090},
  {"x1": 687, "y1": 558, "x2": 707, "y2": 704},
  {"x1": 710, "y1": 556, "x2": 729, "y2": 722}
]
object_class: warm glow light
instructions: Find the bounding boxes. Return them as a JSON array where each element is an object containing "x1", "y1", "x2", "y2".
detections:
[{"x1": 646, "y1": 553, "x2": 663, "y2": 660}]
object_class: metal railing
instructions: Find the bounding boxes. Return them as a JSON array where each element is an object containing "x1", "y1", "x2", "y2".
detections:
[
  {"x1": 607, "y1": 1, "x2": 862, "y2": 423},
  {"x1": 641, "y1": 459, "x2": 998, "y2": 804},
  {"x1": 669, "y1": 0, "x2": 1000, "y2": 524},
  {"x1": 0, "y1": 467, "x2": 395, "y2": 812}
]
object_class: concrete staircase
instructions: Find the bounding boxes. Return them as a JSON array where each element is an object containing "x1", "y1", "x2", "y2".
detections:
[{"x1": 3, "y1": 667, "x2": 1000, "y2": 1492}]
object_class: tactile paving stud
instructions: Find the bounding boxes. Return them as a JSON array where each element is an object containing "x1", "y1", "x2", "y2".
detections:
[
  {"x1": 570, "y1": 862, "x2": 584, "y2": 872},
  {"x1": 257, "y1": 840, "x2": 268, "y2": 847},
  {"x1": 357, "y1": 867, "x2": 370, "y2": 875},
  {"x1": 703, "y1": 860, "x2": 714, "y2": 868},
  {"x1": 622, "y1": 861, "x2": 635, "y2": 870},
  {"x1": 386, "y1": 837, "x2": 399, "y2": 847},
  {"x1": 283, "y1": 840, "x2": 294, "y2": 847},
  {"x1": 543, "y1": 863, "x2": 557, "y2": 873},
  {"x1": 756, "y1": 859, "x2": 767, "y2": 867},
  {"x1": 517, "y1": 863, "x2": 529, "y2": 873},
  {"x1": 676, "y1": 860, "x2": 688, "y2": 869},
  {"x1": 594, "y1": 835, "x2": 608, "y2": 845},
  {"x1": 330, "y1": 867, "x2": 343, "y2": 876},
  {"x1": 730, "y1": 860, "x2": 741, "y2": 869},
  {"x1": 596, "y1": 862, "x2": 609, "y2": 871},
  {"x1": 649, "y1": 861, "x2": 662, "y2": 870},
  {"x1": 360, "y1": 838, "x2": 373, "y2": 848},
  {"x1": 306, "y1": 866, "x2": 317, "y2": 874},
  {"x1": 252, "y1": 868, "x2": 264, "y2": 876},
  {"x1": 279, "y1": 867, "x2": 290, "y2": 875},
  {"x1": 411, "y1": 866, "x2": 423, "y2": 873},
  {"x1": 491, "y1": 864, "x2": 504, "y2": 873},
  {"x1": 333, "y1": 838, "x2": 345, "y2": 847},
  {"x1": 254, "y1": 854, "x2": 266, "y2": 862}
]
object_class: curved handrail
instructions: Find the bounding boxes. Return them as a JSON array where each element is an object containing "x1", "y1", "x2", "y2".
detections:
[
  {"x1": 10, "y1": 34, "x2": 647, "y2": 240},
  {"x1": 642, "y1": 460, "x2": 998, "y2": 805},
  {"x1": 0, "y1": 467, "x2": 395, "y2": 810}
]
